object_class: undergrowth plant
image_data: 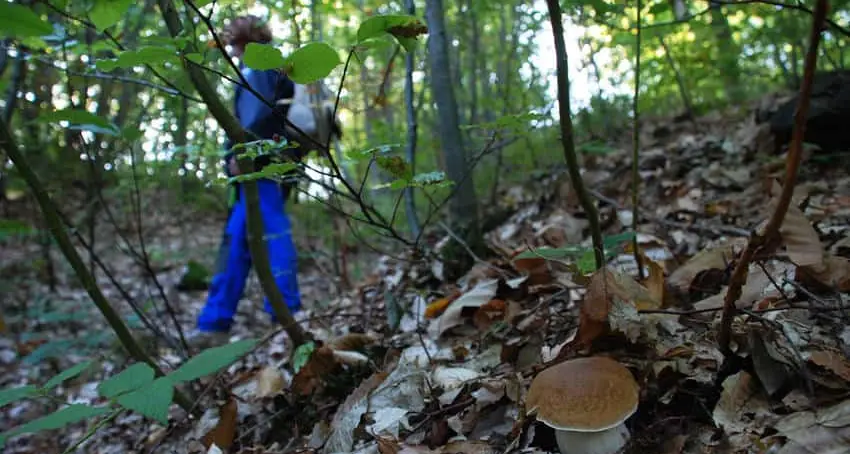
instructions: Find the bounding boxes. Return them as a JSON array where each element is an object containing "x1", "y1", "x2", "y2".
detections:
[{"x1": 0, "y1": 339, "x2": 258, "y2": 450}]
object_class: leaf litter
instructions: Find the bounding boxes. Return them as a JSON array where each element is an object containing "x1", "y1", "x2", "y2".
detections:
[{"x1": 3, "y1": 93, "x2": 850, "y2": 454}]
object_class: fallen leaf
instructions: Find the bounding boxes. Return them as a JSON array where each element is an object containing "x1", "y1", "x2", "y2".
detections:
[
  {"x1": 473, "y1": 299, "x2": 507, "y2": 331},
  {"x1": 292, "y1": 345, "x2": 338, "y2": 396},
  {"x1": 254, "y1": 366, "x2": 285, "y2": 399},
  {"x1": 809, "y1": 349, "x2": 850, "y2": 383},
  {"x1": 760, "y1": 181, "x2": 821, "y2": 269},
  {"x1": 512, "y1": 255, "x2": 554, "y2": 286},
  {"x1": 425, "y1": 291, "x2": 461, "y2": 319},
  {"x1": 763, "y1": 398, "x2": 850, "y2": 453},
  {"x1": 667, "y1": 237, "x2": 747, "y2": 291},
  {"x1": 432, "y1": 279, "x2": 499, "y2": 337},
  {"x1": 201, "y1": 397, "x2": 238, "y2": 451},
  {"x1": 798, "y1": 255, "x2": 850, "y2": 291}
]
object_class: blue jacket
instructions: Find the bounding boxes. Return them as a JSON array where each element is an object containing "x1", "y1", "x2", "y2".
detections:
[{"x1": 224, "y1": 62, "x2": 295, "y2": 176}]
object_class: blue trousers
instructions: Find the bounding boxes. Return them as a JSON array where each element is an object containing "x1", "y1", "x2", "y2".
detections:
[{"x1": 197, "y1": 180, "x2": 302, "y2": 332}]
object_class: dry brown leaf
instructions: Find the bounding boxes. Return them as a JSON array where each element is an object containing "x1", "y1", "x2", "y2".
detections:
[
  {"x1": 798, "y1": 255, "x2": 850, "y2": 291},
  {"x1": 712, "y1": 371, "x2": 774, "y2": 445},
  {"x1": 441, "y1": 440, "x2": 500, "y2": 454},
  {"x1": 254, "y1": 366, "x2": 285, "y2": 399},
  {"x1": 637, "y1": 250, "x2": 667, "y2": 305},
  {"x1": 767, "y1": 180, "x2": 824, "y2": 267},
  {"x1": 201, "y1": 397, "x2": 238, "y2": 452},
  {"x1": 667, "y1": 237, "x2": 747, "y2": 291},
  {"x1": 809, "y1": 349, "x2": 850, "y2": 383},
  {"x1": 764, "y1": 398, "x2": 850, "y2": 453},
  {"x1": 376, "y1": 434, "x2": 401, "y2": 454},
  {"x1": 433, "y1": 279, "x2": 499, "y2": 337},
  {"x1": 292, "y1": 345, "x2": 338, "y2": 396},
  {"x1": 473, "y1": 299, "x2": 507, "y2": 331},
  {"x1": 512, "y1": 256, "x2": 554, "y2": 286},
  {"x1": 330, "y1": 333, "x2": 379, "y2": 351}
]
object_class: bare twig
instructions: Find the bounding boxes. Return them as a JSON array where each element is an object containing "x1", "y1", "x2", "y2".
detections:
[{"x1": 717, "y1": 0, "x2": 830, "y2": 355}]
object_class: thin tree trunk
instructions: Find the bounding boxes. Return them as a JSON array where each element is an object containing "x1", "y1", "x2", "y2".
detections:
[
  {"x1": 404, "y1": 0, "x2": 421, "y2": 239},
  {"x1": 426, "y1": 0, "x2": 482, "y2": 275},
  {"x1": 658, "y1": 35, "x2": 694, "y2": 118}
]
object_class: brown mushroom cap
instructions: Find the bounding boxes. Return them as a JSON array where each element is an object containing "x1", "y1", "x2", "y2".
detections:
[{"x1": 526, "y1": 356, "x2": 639, "y2": 432}]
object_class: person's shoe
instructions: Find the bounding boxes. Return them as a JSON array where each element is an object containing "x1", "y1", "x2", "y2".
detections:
[{"x1": 185, "y1": 329, "x2": 231, "y2": 352}]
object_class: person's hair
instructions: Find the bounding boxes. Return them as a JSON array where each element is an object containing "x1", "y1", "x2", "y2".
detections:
[{"x1": 224, "y1": 15, "x2": 272, "y2": 46}]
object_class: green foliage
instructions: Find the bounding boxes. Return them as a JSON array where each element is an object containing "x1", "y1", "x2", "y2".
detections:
[
  {"x1": 0, "y1": 386, "x2": 38, "y2": 409},
  {"x1": 356, "y1": 14, "x2": 427, "y2": 52},
  {"x1": 0, "y1": 3, "x2": 53, "y2": 38},
  {"x1": 43, "y1": 360, "x2": 96, "y2": 390},
  {"x1": 88, "y1": 0, "x2": 133, "y2": 31},
  {"x1": 168, "y1": 338, "x2": 257, "y2": 382},
  {"x1": 0, "y1": 340, "x2": 259, "y2": 447},
  {"x1": 114, "y1": 377, "x2": 174, "y2": 424},
  {"x1": 0, "y1": 219, "x2": 36, "y2": 240},
  {"x1": 95, "y1": 46, "x2": 180, "y2": 71},
  {"x1": 98, "y1": 363, "x2": 155, "y2": 399},
  {"x1": 292, "y1": 341, "x2": 316, "y2": 373},
  {"x1": 39, "y1": 109, "x2": 120, "y2": 136},
  {"x1": 0, "y1": 405, "x2": 112, "y2": 447},
  {"x1": 514, "y1": 231, "x2": 637, "y2": 274},
  {"x1": 242, "y1": 42, "x2": 287, "y2": 70},
  {"x1": 283, "y1": 42, "x2": 342, "y2": 84}
]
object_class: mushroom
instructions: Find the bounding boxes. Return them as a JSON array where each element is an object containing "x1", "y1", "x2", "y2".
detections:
[{"x1": 525, "y1": 356, "x2": 639, "y2": 454}]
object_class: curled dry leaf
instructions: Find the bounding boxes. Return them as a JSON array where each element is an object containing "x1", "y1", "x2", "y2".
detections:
[
  {"x1": 330, "y1": 332, "x2": 379, "y2": 351},
  {"x1": 511, "y1": 255, "x2": 554, "y2": 286},
  {"x1": 574, "y1": 268, "x2": 662, "y2": 347},
  {"x1": 425, "y1": 291, "x2": 462, "y2": 319},
  {"x1": 432, "y1": 279, "x2": 499, "y2": 337}
]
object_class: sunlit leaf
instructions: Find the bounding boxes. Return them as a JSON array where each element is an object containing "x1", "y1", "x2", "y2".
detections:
[
  {"x1": 283, "y1": 42, "x2": 341, "y2": 84},
  {"x1": 169, "y1": 339, "x2": 257, "y2": 382},
  {"x1": 95, "y1": 46, "x2": 179, "y2": 71},
  {"x1": 356, "y1": 14, "x2": 426, "y2": 52},
  {"x1": 242, "y1": 42, "x2": 286, "y2": 70},
  {"x1": 0, "y1": 3, "x2": 54, "y2": 38},
  {"x1": 99, "y1": 363, "x2": 156, "y2": 399},
  {"x1": 40, "y1": 109, "x2": 118, "y2": 135}
]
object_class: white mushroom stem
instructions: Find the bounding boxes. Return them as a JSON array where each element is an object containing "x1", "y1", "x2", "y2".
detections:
[{"x1": 553, "y1": 423, "x2": 630, "y2": 454}]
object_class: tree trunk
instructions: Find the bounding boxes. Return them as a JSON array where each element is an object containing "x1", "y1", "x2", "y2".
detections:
[
  {"x1": 425, "y1": 0, "x2": 482, "y2": 276},
  {"x1": 708, "y1": 1, "x2": 743, "y2": 100},
  {"x1": 403, "y1": 0, "x2": 422, "y2": 239}
]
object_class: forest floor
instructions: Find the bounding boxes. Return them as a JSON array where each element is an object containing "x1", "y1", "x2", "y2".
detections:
[{"x1": 3, "y1": 91, "x2": 850, "y2": 454}]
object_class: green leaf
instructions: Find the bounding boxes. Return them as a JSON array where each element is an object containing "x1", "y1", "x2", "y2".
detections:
[
  {"x1": 411, "y1": 171, "x2": 448, "y2": 187},
  {"x1": 292, "y1": 341, "x2": 315, "y2": 373},
  {"x1": 0, "y1": 3, "x2": 54, "y2": 38},
  {"x1": 356, "y1": 14, "x2": 425, "y2": 50},
  {"x1": 242, "y1": 42, "x2": 286, "y2": 70},
  {"x1": 40, "y1": 109, "x2": 117, "y2": 134},
  {"x1": 99, "y1": 363, "x2": 155, "y2": 399},
  {"x1": 0, "y1": 404, "x2": 111, "y2": 447},
  {"x1": 22, "y1": 339, "x2": 74, "y2": 365},
  {"x1": 184, "y1": 52, "x2": 204, "y2": 64},
  {"x1": 88, "y1": 0, "x2": 132, "y2": 31},
  {"x1": 577, "y1": 250, "x2": 598, "y2": 274},
  {"x1": 0, "y1": 386, "x2": 39, "y2": 409},
  {"x1": 603, "y1": 231, "x2": 636, "y2": 250},
  {"x1": 44, "y1": 360, "x2": 96, "y2": 390},
  {"x1": 115, "y1": 376, "x2": 173, "y2": 424},
  {"x1": 169, "y1": 339, "x2": 257, "y2": 383},
  {"x1": 375, "y1": 155, "x2": 411, "y2": 180},
  {"x1": 95, "y1": 46, "x2": 178, "y2": 71},
  {"x1": 283, "y1": 42, "x2": 341, "y2": 84}
]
